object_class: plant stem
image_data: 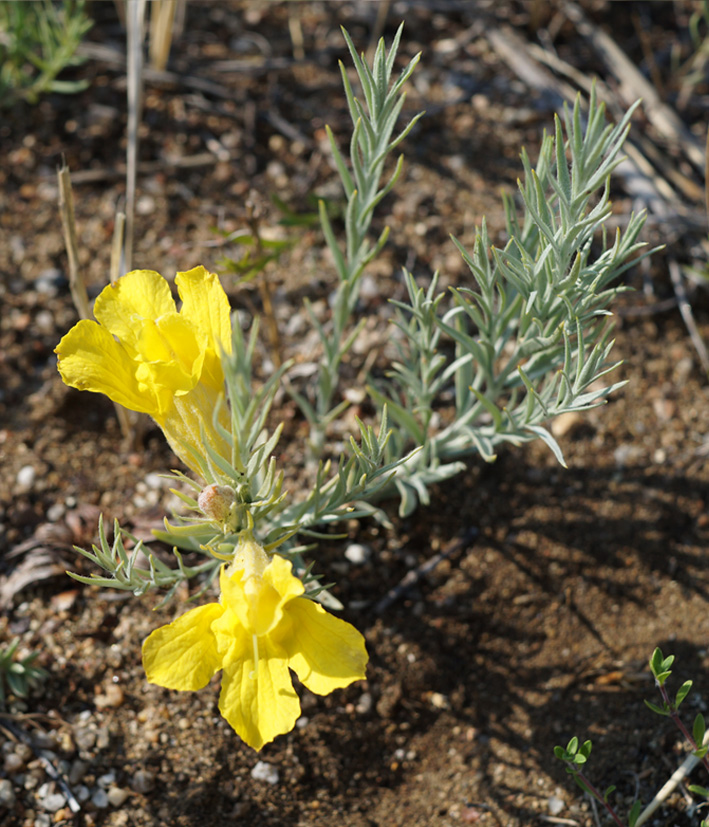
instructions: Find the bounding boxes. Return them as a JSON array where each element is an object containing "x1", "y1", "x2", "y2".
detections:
[{"x1": 574, "y1": 770, "x2": 627, "y2": 827}]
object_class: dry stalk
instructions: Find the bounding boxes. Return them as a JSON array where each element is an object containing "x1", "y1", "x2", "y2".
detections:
[{"x1": 57, "y1": 161, "x2": 89, "y2": 320}]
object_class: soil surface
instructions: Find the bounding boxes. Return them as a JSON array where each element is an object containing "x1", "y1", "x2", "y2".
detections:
[{"x1": 2, "y1": 2, "x2": 709, "y2": 827}]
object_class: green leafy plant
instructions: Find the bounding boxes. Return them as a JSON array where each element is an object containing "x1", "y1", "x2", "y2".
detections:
[
  {"x1": 0, "y1": 0, "x2": 92, "y2": 108},
  {"x1": 555, "y1": 648, "x2": 709, "y2": 826},
  {"x1": 288, "y1": 24, "x2": 424, "y2": 455},
  {"x1": 56, "y1": 24, "x2": 659, "y2": 751},
  {"x1": 69, "y1": 313, "x2": 411, "y2": 607},
  {"x1": 277, "y1": 28, "x2": 655, "y2": 515},
  {"x1": 0, "y1": 639, "x2": 48, "y2": 708}
]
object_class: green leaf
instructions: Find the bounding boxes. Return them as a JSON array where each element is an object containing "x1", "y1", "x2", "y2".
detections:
[
  {"x1": 628, "y1": 799, "x2": 643, "y2": 827},
  {"x1": 688, "y1": 785, "x2": 709, "y2": 797},
  {"x1": 675, "y1": 679, "x2": 693, "y2": 708},
  {"x1": 644, "y1": 699, "x2": 669, "y2": 717}
]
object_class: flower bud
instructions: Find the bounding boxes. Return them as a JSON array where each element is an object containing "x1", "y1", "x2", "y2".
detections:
[{"x1": 198, "y1": 484, "x2": 236, "y2": 524}]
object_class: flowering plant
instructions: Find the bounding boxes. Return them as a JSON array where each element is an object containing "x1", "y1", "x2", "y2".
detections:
[
  {"x1": 56, "y1": 26, "x2": 653, "y2": 751},
  {"x1": 58, "y1": 264, "x2": 401, "y2": 748},
  {"x1": 142, "y1": 531, "x2": 367, "y2": 750},
  {"x1": 56, "y1": 265, "x2": 232, "y2": 473}
]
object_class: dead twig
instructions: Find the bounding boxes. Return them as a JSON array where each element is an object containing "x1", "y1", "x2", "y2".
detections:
[
  {"x1": 124, "y1": 0, "x2": 147, "y2": 273},
  {"x1": 57, "y1": 161, "x2": 89, "y2": 321},
  {"x1": 49, "y1": 151, "x2": 225, "y2": 185},
  {"x1": 668, "y1": 257, "x2": 709, "y2": 376}
]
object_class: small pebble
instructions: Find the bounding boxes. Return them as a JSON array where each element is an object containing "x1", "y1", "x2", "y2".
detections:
[
  {"x1": 96, "y1": 728, "x2": 110, "y2": 749},
  {"x1": 69, "y1": 759, "x2": 89, "y2": 785},
  {"x1": 32, "y1": 732, "x2": 56, "y2": 750},
  {"x1": 355, "y1": 691, "x2": 373, "y2": 714},
  {"x1": 548, "y1": 794, "x2": 565, "y2": 816},
  {"x1": 34, "y1": 268, "x2": 63, "y2": 297},
  {"x1": 36, "y1": 782, "x2": 66, "y2": 812},
  {"x1": 35, "y1": 310, "x2": 54, "y2": 335},
  {"x1": 4, "y1": 752, "x2": 25, "y2": 773},
  {"x1": 344, "y1": 543, "x2": 372, "y2": 565},
  {"x1": 91, "y1": 788, "x2": 108, "y2": 809},
  {"x1": 106, "y1": 786, "x2": 129, "y2": 807},
  {"x1": 250, "y1": 761, "x2": 279, "y2": 785},
  {"x1": 144, "y1": 472, "x2": 165, "y2": 489},
  {"x1": 429, "y1": 691, "x2": 450, "y2": 710},
  {"x1": 46, "y1": 503, "x2": 65, "y2": 522},
  {"x1": 130, "y1": 770, "x2": 155, "y2": 794},
  {"x1": 97, "y1": 772, "x2": 116, "y2": 788},
  {"x1": 94, "y1": 684, "x2": 124, "y2": 709},
  {"x1": 15, "y1": 744, "x2": 33, "y2": 764},
  {"x1": 74, "y1": 728, "x2": 96, "y2": 751},
  {"x1": 0, "y1": 778, "x2": 16, "y2": 808},
  {"x1": 16, "y1": 464, "x2": 36, "y2": 489}
]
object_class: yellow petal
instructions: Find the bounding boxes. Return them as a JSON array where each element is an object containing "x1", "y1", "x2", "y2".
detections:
[
  {"x1": 55, "y1": 319, "x2": 161, "y2": 415},
  {"x1": 142, "y1": 603, "x2": 224, "y2": 691},
  {"x1": 136, "y1": 313, "x2": 205, "y2": 394},
  {"x1": 218, "y1": 636, "x2": 300, "y2": 750},
  {"x1": 94, "y1": 270, "x2": 175, "y2": 352},
  {"x1": 262, "y1": 554, "x2": 305, "y2": 604},
  {"x1": 176, "y1": 266, "x2": 233, "y2": 356},
  {"x1": 284, "y1": 599, "x2": 368, "y2": 695},
  {"x1": 221, "y1": 553, "x2": 303, "y2": 636}
]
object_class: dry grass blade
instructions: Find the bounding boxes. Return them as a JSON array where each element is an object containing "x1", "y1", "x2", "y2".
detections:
[
  {"x1": 124, "y1": 0, "x2": 147, "y2": 273},
  {"x1": 562, "y1": 0, "x2": 705, "y2": 173},
  {"x1": 110, "y1": 211, "x2": 126, "y2": 284},
  {"x1": 56, "y1": 163, "x2": 135, "y2": 440},
  {"x1": 668, "y1": 257, "x2": 709, "y2": 376},
  {"x1": 149, "y1": 0, "x2": 178, "y2": 71},
  {"x1": 57, "y1": 162, "x2": 89, "y2": 321}
]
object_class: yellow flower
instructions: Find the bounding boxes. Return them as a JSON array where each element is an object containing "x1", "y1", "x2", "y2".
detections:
[
  {"x1": 142, "y1": 534, "x2": 368, "y2": 750},
  {"x1": 55, "y1": 266, "x2": 232, "y2": 473}
]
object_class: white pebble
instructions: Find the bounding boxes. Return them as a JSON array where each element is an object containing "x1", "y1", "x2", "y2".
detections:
[
  {"x1": 107, "y1": 786, "x2": 129, "y2": 807},
  {"x1": 144, "y1": 472, "x2": 165, "y2": 489},
  {"x1": 3, "y1": 752, "x2": 24, "y2": 773},
  {"x1": 37, "y1": 782, "x2": 66, "y2": 812},
  {"x1": 344, "y1": 543, "x2": 371, "y2": 565},
  {"x1": 355, "y1": 691, "x2": 373, "y2": 714},
  {"x1": 46, "y1": 503, "x2": 65, "y2": 522},
  {"x1": 548, "y1": 795, "x2": 565, "y2": 816},
  {"x1": 0, "y1": 778, "x2": 15, "y2": 808},
  {"x1": 35, "y1": 310, "x2": 54, "y2": 334},
  {"x1": 16, "y1": 465, "x2": 36, "y2": 489},
  {"x1": 251, "y1": 761, "x2": 279, "y2": 785}
]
